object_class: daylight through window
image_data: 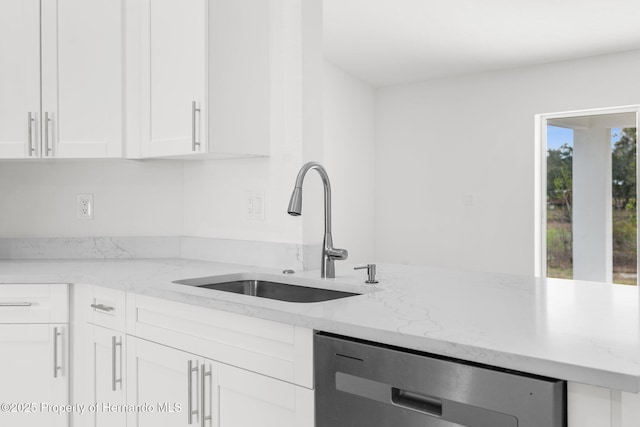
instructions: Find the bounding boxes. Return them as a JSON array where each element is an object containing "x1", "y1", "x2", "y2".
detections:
[{"x1": 544, "y1": 111, "x2": 637, "y2": 285}]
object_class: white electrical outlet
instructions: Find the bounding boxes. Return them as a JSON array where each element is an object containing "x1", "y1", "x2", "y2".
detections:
[
  {"x1": 244, "y1": 191, "x2": 265, "y2": 221},
  {"x1": 77, "y1": 194, "x2": 94, "y2": 220}
]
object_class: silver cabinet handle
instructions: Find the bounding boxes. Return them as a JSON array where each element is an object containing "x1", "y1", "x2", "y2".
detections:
[
  {"x1": 192, "y1": 101, "x2": 201, "y2": 151},
  {"x1": 53, "y1": 327, "x2": 61, "y2": 378},
  {"x1": 201, "y1": 364, "x2": 212, "y2": 427},
  {"x1": 91, "y1": 303, "x2": 115, "y2": 312},
  {"x1": 112, "y1": 336, "x2": 122, "y2": 391},
  {"x1": 27, "y1": 112, "x2": 36, "y2": 156},
  {"x1": 0, "y1": 302, "x2": 32, "y2": 307},
  {"x1": 187, "y1": 360, "x2": 199, "y2": 424},
  {"x1": 44, "y1": 112, "x2": 52, "y2": 157}
]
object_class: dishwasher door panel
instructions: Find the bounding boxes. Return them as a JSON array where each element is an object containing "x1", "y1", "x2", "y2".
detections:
[{"x1": 315, "y1": 333, "x2": 566, "y2": 427}]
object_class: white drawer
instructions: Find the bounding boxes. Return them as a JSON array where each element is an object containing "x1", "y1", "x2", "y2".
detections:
[
  {"x1": 127, "y1": 294, "x2": 313, "y2": 388},
  {"x1": 0, "y1": 284, "x2": 68, "y2": 323},
  {"x1": 87, "y1": 285, "x2": 126, "y2": 331}
]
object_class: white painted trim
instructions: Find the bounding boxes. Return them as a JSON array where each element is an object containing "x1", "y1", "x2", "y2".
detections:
[
  {"x1": 535, "y1": 105, "x2": 640, "y2": 279},
  {"x1": 534, "y1": 114, "x2": 545, "y2": 277},
  {"x1": 539, "y1": 105, "x2": 640, "y2": 120}
]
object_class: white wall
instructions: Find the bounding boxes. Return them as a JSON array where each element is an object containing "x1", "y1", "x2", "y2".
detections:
[
  {"x1": 181, "y1": 157, "x2": 302, "y2": 244},
  {"x1": 375, "y1": 49, "x2": 640, "y2": 275},
  {"x1": 0, "y1": 160, "x2": 183, "y2": 237},
  {"x1": 324, "y1": 61, "x2": 376, "y2": 264}
]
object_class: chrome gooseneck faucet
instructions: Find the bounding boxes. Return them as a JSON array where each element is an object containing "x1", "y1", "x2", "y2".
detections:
[{"x1": 287, "y1": 162, "x2": 348, "y2": 278}]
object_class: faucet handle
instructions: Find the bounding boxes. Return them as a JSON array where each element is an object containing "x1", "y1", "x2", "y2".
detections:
[
  {"x1": 354, "y1": 264, "x2": 378, "y2": 284},
  {"x1": 326, "y1": 248, "x2": 348, "y2": 260}
]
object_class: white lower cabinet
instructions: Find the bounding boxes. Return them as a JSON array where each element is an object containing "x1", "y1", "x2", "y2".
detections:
[
  {"x1": 126, "y1": 336, "x2": 313, "y2": 427},
  {"x1": 217, "y1": 362, "x2": 314, "y2": 427},
  {"x1": 568, "y1": 382, "x2": 640, "y2": 427},
  {"x1": 126, "y1": 336, "x2": 197, "y2": 427},
  {"x1": 0, "y1": 284, "x2": 68, "y2": 426},
  {"x1": 90, "y1": 325, "x2": 126, "y2": 427},
  {"x1": 0, "y1": 324, "x2": 68, "y2": 427},
  {"x1": 71, "y1": 284, "x2": 128, "y2": 427}
]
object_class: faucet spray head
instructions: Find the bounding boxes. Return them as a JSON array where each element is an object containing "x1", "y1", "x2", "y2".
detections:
[{"x1": 287, "y1": 187, "x2": 303, "y2": 216}]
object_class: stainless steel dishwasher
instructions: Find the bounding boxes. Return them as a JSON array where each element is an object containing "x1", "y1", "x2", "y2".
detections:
[{"x1": 315, "y1": 333, "x2": 566, "y2": 427}]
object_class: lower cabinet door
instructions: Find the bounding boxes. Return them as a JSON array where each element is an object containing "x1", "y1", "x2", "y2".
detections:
[
  {"x1": 217, "y1": 363, "x2": 314, "y2": 427},
  {"x1": 127, "y1": 336, "x2": 314, "y2": 427},
  {"x1": 0, "y1": 324, "x2": 68, "y2": 427},
  {"x1": 126, "y1": 336, "x2": 202, "y2": 427},
  {"x1": 91, "y1": 325, "x2": 126, "y2": 427},
  {"x1": 568, "y1": 382, "x2": 640, "y2": 427}
]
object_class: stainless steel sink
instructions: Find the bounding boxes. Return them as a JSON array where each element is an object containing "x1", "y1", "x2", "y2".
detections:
[{"x1": 173, "y1": 277, "x2": 360, "y2": 303}]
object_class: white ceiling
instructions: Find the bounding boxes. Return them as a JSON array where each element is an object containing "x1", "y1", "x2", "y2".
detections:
[{"x1": 323, "y1": 0, "x2": 640, "y2": 87}]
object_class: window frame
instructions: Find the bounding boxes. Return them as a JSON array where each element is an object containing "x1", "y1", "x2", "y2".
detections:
[{"x1": 534, "y1": 105, "x2": 640, "y2": 280}]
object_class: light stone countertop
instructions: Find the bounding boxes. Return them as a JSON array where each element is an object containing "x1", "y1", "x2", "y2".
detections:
[{"x1": 0, "y1": 258, "x2": 639, "y2": 393}]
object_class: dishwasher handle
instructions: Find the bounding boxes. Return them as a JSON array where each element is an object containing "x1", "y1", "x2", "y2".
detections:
[{"x1": 391, "y1": 388, "x2": 442, "y2": 416}]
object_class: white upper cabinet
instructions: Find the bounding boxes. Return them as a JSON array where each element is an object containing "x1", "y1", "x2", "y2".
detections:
[
  {"x1": 141, "y1": 0, "x2": 207, "y2": 157},
  {"x1": 1, "y1": 0, "x2": 271, "y2": 161},
  {"x1": 41, "y1": 0, "x2": 124, "y2": 158},
  {"x1": 131, "y1": 0, "x2": 271, "y2": 159},
  {"x1": 0, "y1": 0, "x2": 41, "y2": 159},
  {"x1": 0, "y1": 0, "x2": 124, "y2": 160}
]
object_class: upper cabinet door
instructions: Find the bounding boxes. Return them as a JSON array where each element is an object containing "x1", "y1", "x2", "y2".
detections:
[
  {"x1": 0, "y1": 0, "x2": 40, "y2": 159},
  {"x1": 41, "y1": 0, "x2": 124, "y2": 159},
  {"x1": 128, "y1": 0, "x2": 271, "y2": 160},
  {"x1": 140, "y1": 0, "x2": 207, "y2": 157}
]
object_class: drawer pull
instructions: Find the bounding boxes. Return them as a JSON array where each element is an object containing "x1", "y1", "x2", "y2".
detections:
[
  {"x1": 91, "y1": 303, "x2": 115, "y2": 312},
  {"x1": 0, "y1": 302, "x2": 32, "y2": 307}
]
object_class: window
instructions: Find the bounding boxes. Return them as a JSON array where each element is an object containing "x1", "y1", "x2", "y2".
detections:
[{"x1": 536, "y1": 107, "x2": 639, "y2": 285}]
